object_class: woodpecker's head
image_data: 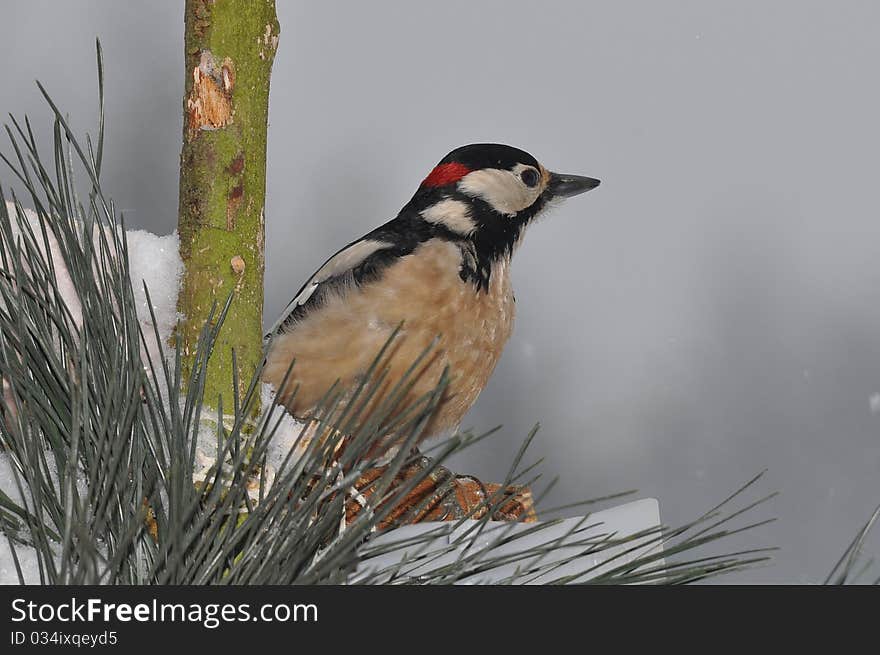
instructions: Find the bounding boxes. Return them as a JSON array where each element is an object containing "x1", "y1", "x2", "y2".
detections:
[{"x1": 410, "y1": 143, "x2": 599, "y2": 254}]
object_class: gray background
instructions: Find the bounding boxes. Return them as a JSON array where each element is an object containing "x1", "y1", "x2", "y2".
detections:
[{"x1": 2, "y1": 1, "x2": 879, "y2": 583}]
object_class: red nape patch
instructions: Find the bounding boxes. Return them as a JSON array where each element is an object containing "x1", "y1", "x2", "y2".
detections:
[{"x1": 420, "y1": 162, "x2": 471, "y2": 188}]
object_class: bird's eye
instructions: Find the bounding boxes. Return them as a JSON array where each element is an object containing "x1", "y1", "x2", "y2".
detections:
[{"x1": 520, "y1": 168, "x2": 539, "y2": 187}]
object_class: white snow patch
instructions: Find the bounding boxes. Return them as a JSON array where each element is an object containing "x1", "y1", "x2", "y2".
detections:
[
  {"x1": 191, "y1": 385, "x2": 309, "y2": 500},
  {"x1": 261, "y1": 383, "x2": 310, "y2": 475},
  {"x1": 2, "y1": 201, "x2": 183, "y2": 367},
  {"x1": 353, "y1": 498, "x2": 664, "y2": 584},
  {"x1": 125, "y1": 228, "x2": 183, "y2": 366},
  {"x1": 0, "y1": 451, "x2": 90, "y2": 513},
  {"x1": 0, "y1": 538, "x2": 45, "y2": 585},
  {"x1": 0, "y1": 452, "x2": 27, "y2": 508},
  {"x1": 0, "y1": 452, "x2": 78, "y2": 585}
]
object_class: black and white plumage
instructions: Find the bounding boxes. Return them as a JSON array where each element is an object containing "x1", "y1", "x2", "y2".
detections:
[{"x1": 263, "y1": 143, "x2": 599, "y2": 442}]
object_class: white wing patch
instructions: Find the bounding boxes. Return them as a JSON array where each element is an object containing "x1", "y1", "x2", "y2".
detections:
[
  {"x1": 291, "y1": 279, "x2": 320, "y2": 307},
  {"x1": 266, "y1": 238, "x2": 393, "y2": 337}
]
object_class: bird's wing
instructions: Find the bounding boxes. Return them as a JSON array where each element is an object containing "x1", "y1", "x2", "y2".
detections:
[{"x1": 264, "y1": 237, "x2": 396, "y2": 339}]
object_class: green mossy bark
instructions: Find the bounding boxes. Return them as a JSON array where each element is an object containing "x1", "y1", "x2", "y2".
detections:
[{"x1": 177, "y1": 0, "x2": 279, "y2": 412}]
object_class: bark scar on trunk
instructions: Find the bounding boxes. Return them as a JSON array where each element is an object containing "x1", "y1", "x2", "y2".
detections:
[
  {"x1": 186, "y1": 50, "x2": 235, "y2": 137},
  {"x1": 258, "y1": 22, "x2": 280, "y2": 60},
  {"x1": 226, "y1": 181, "x2": 243, "y2": 230}
]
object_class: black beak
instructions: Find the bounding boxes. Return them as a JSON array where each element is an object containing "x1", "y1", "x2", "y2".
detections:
[{"x1": 546, "y1": 172, "x2": 601, "y2": 199}]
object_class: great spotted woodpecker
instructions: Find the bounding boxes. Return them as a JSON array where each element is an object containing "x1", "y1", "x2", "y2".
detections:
[{"x1": 264, "y1": 143, "x2": 599, "y2": 443}]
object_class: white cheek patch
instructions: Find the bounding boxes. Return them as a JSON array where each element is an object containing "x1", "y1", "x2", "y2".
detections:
[
  {"x1": 457, "y1": 168, "x2": 541, "y2": 217},
  {"x1": 420, "y1": 199, "x2": 476, "y2": 235}
]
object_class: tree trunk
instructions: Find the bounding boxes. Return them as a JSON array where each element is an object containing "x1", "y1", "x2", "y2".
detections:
[{"x1": 176, "y1": 0, "x2": 279, "y2": 411}]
